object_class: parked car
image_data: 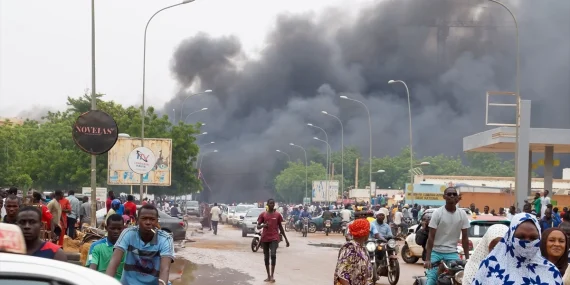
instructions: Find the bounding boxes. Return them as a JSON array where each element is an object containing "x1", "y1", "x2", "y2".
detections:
[
  {"x1": 230, "y1": 204, "x2": 256, "y2": 226},
  {"x1": 222, "y1": 206, "x2": 236, "y2": 224},
  {"x1": 241, "y1": 208, "x2": 266, "y2": 237},
  {"x1": 183, "y1": 200, "x2": 200, "y2": 217},
  {"x1": 401, "y1": 214, "x2": 508, "y2": 264}
]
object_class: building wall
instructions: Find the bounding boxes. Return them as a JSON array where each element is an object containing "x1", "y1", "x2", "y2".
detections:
[
  {"x1": 459, "y1": 191, "x2": 570, "y2": 210},
  {"x1": 416, "y1": 175, "x2": 570, "y2": 190}
]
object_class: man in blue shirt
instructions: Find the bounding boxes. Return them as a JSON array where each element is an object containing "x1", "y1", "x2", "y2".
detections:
[
  {"x1": 372, "y1": 212, "x2": 392, "y2": 240},
  {"x1": 106, "y1": 204, "x2": 174, "y2": 285}
]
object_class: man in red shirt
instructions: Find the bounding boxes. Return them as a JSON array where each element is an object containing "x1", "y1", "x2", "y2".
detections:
[
  {"x1": 106, "y1": 191, "x2": 115, "y2": 212},
  {"x1": 123, "y1": 195, "x2": 137, "y2": 220},
  {"x1": 257, "y1": 198, "x2": 290, "y2": 282},
  {"x1": 55, "y1": 190, "x2": 71, "y2": 247},
  {"x1": 31, "y1": 192, "x2": 54, "y2": 240}
]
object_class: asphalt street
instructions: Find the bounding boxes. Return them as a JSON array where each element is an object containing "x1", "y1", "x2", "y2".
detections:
[{"x1": 174, "y1": 223, "x2": 425, "y2": 285}]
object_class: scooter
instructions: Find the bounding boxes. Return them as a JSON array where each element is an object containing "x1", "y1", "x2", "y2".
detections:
[
  {"x1": 251, "y1": 225, "x2": 263, "y2": 252},
  {"x1": 366, "y1": 237, "x2": 400, "y2": 285},
  {"x1": 301, "y1": 217, "x2": 309, "y2": 237},
  {"x1": 412, "y1": 259, "x2": 466, "y2": 285},
  {"x1": 324, "y1": 219, "x2": 332, "y2": 236}
]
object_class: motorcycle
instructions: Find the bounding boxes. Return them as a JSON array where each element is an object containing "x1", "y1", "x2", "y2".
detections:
[
  {"x1": 412, "y1": 259, "x2": 466, "y2": 285},
  {"x1": 284, "y1": 216, "x2": 295, "y2": 232},
  {"x1": 365, "y1": 237, "x2": 400, "y2": 285},
  {"x1": 251, "y1": 225, "x2": 263, "y2": 252},
  {"x1": 324, "y1": 219, "x2": 332, "y2": 236},
  {"x1": 301, "y1": 217, "x2": 309, "y2": 237}
]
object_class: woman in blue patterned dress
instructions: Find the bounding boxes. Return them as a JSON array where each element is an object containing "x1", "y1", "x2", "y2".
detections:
[{"x1": 472, "y1": 213, "x2": 563, "y2": 285}]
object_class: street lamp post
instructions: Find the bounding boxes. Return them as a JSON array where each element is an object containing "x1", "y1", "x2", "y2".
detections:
[
  {"x1": 322, "y1": 111, "x2": 344, "y2": 197},
  {"x1": 196, "y1": 132, "x2": 207, "y2": 136},
  {"x1": 140, "y1": 0, "x2": 194, "y2": 200},
  {"x1": 314, "y1": 137, "x2": 332, "y2": 204},
  {"x1": 340, "y1": 95, "x2": 372, "y2": 199},
  {"x1": 276, "y1": 150, "x2": 291, "y2": 162},
  {"x1": 289, "y1": 143, "x2": 308, "y2": 202},
  {"x1": 388, "y1": 80, "x2": 414, "y2": 203},
  {"x1": 199, "y1": 149, "x2": 218, "y2": 169},
  {"x1": 179, "y1": 90, "x2": 213, "y2": 121},
  {"x1": 184, "y1": 108, "x2": 208, "y2": 122},
  {"x1": 89, "y1": 0, "x2": 98, "y2": 227},
  {"x1": 307, "y1": 123, "x2": 330, "y2": 180},
  {"x1": 488, "y1": 0, "x2": 521, "y2": 207}
]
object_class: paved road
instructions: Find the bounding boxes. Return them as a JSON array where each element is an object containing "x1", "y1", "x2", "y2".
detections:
[{"x1": 174, "y1": 223, "x2": 425, "y2": 285}]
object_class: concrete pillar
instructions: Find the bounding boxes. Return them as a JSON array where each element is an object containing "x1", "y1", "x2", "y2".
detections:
[
  {"x1": 516, "y1": 100, "x2": 531, "y2": 209},
  {"x1": 528, "y1": 151, "x2": 532, "y2": 194},
  {"x1": 544, "y1": 146, "x2": 554, "y2": 193}
]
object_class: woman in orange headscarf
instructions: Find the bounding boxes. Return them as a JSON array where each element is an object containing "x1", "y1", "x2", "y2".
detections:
[{"x1": 334, "y1": 219, "x2": 372, "y2": 285}]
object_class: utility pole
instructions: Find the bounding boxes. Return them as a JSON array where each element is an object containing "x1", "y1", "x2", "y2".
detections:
[{"x1": 89, "y1": 0, "x2": 98, "y2": 227}]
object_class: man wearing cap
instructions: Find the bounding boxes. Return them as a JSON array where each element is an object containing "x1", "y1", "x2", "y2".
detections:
[{"x1": 334, "y1": 219, "x2": 372, "y2": 285}]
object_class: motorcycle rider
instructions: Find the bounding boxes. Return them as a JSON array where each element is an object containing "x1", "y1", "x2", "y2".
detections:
[
  {"x1": 346, "y1": 211, "x2": 379, "y2": 241},
  {"x1": 372, "y1": 212, "x2": 392, "y2": 241},
  {"x1": 297, "y1": 207, "x2": 312, "y2": 230},
  {"x1": 415, "y1": 213, "x2": 431, "y2": 261},
  {"x1": 340, "y1": 205, "x2": 352, "y2": 223},
  {"x1": 424, "y1": 187, "x2": 470, "y2": 285}
]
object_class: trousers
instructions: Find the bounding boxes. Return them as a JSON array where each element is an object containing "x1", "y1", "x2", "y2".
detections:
[{"x1": 426, "y1": 251, "x2": 460, "y2": 285}]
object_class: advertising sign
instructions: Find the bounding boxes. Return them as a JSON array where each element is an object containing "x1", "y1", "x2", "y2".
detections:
[
  {"x1": 405, "y1": 183, "x2": 448, "y2": 206},
  {"x1": 312, "y1": 180, "x2": 339, "y2": 202},
  {"x1": 107, "y1": 138, "x2": 172, "y2": 186},
  {"x1": 81, "y1": 187, "x2": 107, "y2": 201},
  {"x1": 128, "y1": 147, "x2": 156, "y2": 174},
  {"x1": 72, "y1": 110, "x2": 118, "y2": 155}
]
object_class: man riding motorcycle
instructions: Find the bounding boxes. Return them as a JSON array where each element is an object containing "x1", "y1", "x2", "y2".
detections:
[{"x1": 372, "y1": 212, "x2": 392, "y2": 241}]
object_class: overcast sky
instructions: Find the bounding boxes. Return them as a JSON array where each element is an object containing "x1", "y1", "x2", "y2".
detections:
[{"x1": 0, "y1": 0, "x2": 370, "y2": 118}]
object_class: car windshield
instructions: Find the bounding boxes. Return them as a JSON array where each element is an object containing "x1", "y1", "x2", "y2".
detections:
[
  {"x1": 228, "y1": 206, "x2": 236, "y2": 212},
  {"x1": 185, "y1": 201, "x2": 199, "y2": 207},
  {"x1": 246, "y1": 208, "x2": 265, "y2": 217},
  {"x1": 236, "y1": 205, "x2": 254, "y2": 212},
  {"x1": 469, "y1": 221, "x2": 510, "y2": 238}
]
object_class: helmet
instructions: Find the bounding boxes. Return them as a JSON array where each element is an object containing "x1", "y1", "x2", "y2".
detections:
[
  {"x1": 404, "y1": 204, "x2": 409, "y2": 208},
  {"x1": 111, "y1": 199, "x2": 121, "y2": 208}
]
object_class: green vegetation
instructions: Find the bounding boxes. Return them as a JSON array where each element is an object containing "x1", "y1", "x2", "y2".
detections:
[
  {"x1": 273, "y1": 146, "x2": 515, "y2": 202},
  {"x1": 0, "y1": 93, "x2": 201, "y2": 196}
]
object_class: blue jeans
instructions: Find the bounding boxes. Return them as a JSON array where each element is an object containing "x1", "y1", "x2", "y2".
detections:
[{"x1": 426, "y1": 251, "x2": 459, "y2": 285}]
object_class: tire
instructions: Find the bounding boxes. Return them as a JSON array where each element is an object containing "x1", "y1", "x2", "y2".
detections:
[
  {"x1": 284, "y1": 223, "x2": 291, "y2": 232},
  {"x1": 388, "y1": 260, "x2": 400, "y2": 285},
  {"x1": 401, "y1": 244, "x2": 420, "y2": 264},
  {"x1": 308, "y1": 223, "x2": 317, "y2": 233},
  {"x1": 372, "y1": 264, "x2": 378, "y2": 284},
  {"x1": 251, "y1": 238, "x2": 259, "y2": 252},
  {"x1": 242, "y1": 228, "x2": 247, "y2": 237},
  {"x1": 325, "y1": 229, "x2": 329, "y2": 236}
]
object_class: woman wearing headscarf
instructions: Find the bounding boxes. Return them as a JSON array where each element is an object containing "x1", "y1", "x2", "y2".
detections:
[
  {"x1": 334, "y1": 219, "x2": 372, "y2": 285},
  {"x1": 472, "y1": 213, "x2": 563, "y2": 285},
  {"x1": 540, "y1": 228, "x2": 569, "y2": 275},
  {"x1": 462, "y1": 224, "x2": 509, "y2": 284}
]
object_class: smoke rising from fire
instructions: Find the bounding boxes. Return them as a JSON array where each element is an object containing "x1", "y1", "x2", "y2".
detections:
[{"x1": 164, "y1": 0, "x2": 570, "y2": 201}]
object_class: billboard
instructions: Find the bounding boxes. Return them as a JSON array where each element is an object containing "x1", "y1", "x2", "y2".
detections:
[
  {"x1": 312, "y1": 180, "x2": 339, "y2": 202},
  {"x1": 107, "y1": 138, "x2": 172, "y2": 186},
  {"x1": 404, "y1": 183, "x2": 448, "y2": 206},
  {"x1": 81, "y1": 187, "x2": 107, "y2": 201}
]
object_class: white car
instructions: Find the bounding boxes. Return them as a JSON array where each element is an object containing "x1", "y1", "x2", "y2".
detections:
[
  {"x1": 230, "y1": 204, "x2": 256, "y2": 226},
  {"x1": 222, "y1": 206, "x2": 235, "y2": 224},
  {"x1": 241, "y1": 208, "x2": 266, "y2": 237},
  {"x1": 0, "y1": 253, "x2": 121, "y2": 285}
]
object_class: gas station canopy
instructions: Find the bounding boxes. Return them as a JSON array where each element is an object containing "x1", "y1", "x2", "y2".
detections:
[{"x1": 463, "y1": 127, "x2": 570, "y2": 153}]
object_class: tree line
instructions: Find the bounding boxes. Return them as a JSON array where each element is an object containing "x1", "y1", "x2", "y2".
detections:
[
  {"x1": 0, "y1": 93, "x2": 201, "y2": 196},
  {"x1": 273, "y1": 146, "x2": 515, "y2": 202}
]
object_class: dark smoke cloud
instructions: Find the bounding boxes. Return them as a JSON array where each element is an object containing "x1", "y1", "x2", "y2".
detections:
[{"x1": 165, "y1": 0, "x2": 570, "y2": 201}]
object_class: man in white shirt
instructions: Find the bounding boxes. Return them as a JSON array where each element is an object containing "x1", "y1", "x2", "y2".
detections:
[
  {"x1": 392, "y1": 208, "x2": 404, "y2": 236},
  {"x1": 210, "y1": 203, "x2": 222, "y2": 235},
  {"x1": 541, "y1": 190, "x2": 551, "y2": 218},
  {"x1": 340, "y1": 206, "x2": 352, "y2": 223}
]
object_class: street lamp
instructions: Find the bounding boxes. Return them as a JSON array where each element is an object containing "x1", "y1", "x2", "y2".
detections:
[
  {"x1": 314, "y1": 136, "x2": 333, "y2": 204},
  {"x1": 199, "y1": 141, "x2": 215, "y2": 148},
  {"x1": 376, "y1": 170, "x2": 386, "y2": 173},
  {"x1": 196, "y1": 132, "x2": 207, "y2": 136},
  {"x1": 199, "y1": 149, "x2": 218, "y2": 169},
  {"x1": 388, "y1": 79, "x2": 414, "y2": 203},
  {"x1": 276, "y1": 150, "x2": 291, "y2": 161},
  {"x1": 307, "y1": 123, "x2": 330, "y2": 180},
  {"x1": 289, "y1": 143, "x2": 308, "y2": 201},
  {"x1": 322, "y1": 110, "x2": 344, "y2": 195},
  {"x1": 487, "y1": 0, "x2": 522, "y2": 208},
  {"x1": 140, "y1": 0, "x2": 195, "y2": 200},
  {"x1": 184, "y1": 108, "x2": 208, "y2": 122},
  {"x1": 179, "y1": 89, "x2": 213, "y2": 121},
  {"x1": 418, "y1": 162, "x2": 430, "y2": 166},
  {"x1": 340, "y1": 95, "x2": 372, "y2": 195}
]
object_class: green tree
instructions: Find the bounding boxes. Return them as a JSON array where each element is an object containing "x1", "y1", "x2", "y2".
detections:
[{"x1": 274, "y1": 161, "x2": 326, "y2": 202}]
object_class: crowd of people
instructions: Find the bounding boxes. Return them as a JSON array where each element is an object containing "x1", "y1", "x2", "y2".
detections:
[
  {"x1": 333, "y1": 187, "x2": 570, "y2": 285},
  {"x1": 1, "y1": 187, "x2": 175, "y2": 285}
]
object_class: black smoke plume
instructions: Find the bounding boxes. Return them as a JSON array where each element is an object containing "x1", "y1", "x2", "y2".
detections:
[{"x1": 164, "y1": 0, "x2": 570, "y2": 202}]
